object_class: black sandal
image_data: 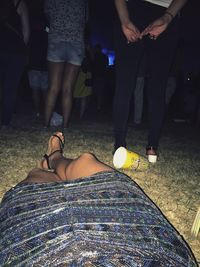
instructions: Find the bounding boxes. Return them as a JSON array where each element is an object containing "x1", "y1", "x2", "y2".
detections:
[
  {"x1": 51, "y1": 133, "x2": 65, "y2": 152},
  {"x1": 43, "y1": 150, "x2": 62, "y2": 172},
  {"x1": 41, "y1": 132, "x2": 65, "y2": 172}
]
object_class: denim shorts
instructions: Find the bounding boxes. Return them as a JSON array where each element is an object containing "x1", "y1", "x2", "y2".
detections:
[
  {"x1": 47, "y1": 38, "x2": 84, "y2": 66},
  {"x1": 28, "y1": 70, "x2": 48, "y2": 90}
]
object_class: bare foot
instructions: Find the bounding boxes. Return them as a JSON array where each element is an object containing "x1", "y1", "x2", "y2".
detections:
[{"x1": 38, "y1": 132, "x2": 65, "y2": 171}]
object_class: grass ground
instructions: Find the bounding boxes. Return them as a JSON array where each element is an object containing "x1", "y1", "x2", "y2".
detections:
[{"x1": 0, "y1": 106, "x2": 199, "y2": 263}]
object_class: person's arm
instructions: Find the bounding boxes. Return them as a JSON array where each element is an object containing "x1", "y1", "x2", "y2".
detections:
[
  {"x1": 114, "y1": 0, "x2": 140, "y2": 43},
  {"x1": 141, "y1": 0, "x2": 188, "y2": 39},
  {"x1": 166, "y1": 0, "x2": 188, "y2": 18},
  {"x1": 17, "y1": 0, "x2": 30, "y2": 45}
]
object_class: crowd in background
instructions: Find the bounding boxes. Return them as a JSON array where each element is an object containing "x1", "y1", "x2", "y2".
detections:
[
  {"x1": 0, "y1": 0, "x2": 199, "y2": 131},
  {"x1": 0, "y1": 1, "x2": 199, "y2": 265}
]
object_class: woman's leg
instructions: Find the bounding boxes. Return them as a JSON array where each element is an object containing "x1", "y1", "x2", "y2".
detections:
[
  {"x1": 45, "y1": 62, "x2": 64, "y2": 127},
  {"x1": 21, "y1": 168, "x2": 62, "y2": 184},
  {"x1": 146, "y1": 20, "x2": 179, "y2": 151},
  {"x1": 113, "y1": 26, "x2": 143, "y2": 150},
  {"x1": 54, "y1": 152, "x2": 114, "y2": 181},
  {"x1": 61, "y1": 63, "x2": 80, "y2": 128},
  {"x1": 22, "y1": 132, "x2": 113, "y2": 184},
  {"x1": 29, "y1": 70, "x2": 41, "y2": 117}
]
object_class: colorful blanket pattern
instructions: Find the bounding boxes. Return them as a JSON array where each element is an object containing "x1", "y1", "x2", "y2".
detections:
[{"x1": 0, "y1": 171, "x2": 197, "y2": 266}]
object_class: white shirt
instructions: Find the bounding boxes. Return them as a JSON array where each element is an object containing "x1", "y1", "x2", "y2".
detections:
[{"x1": 143, "y1": 0, "x2": 173, "y2": 8}]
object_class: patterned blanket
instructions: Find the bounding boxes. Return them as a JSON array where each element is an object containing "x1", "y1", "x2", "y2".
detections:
[{"x1": 0, "y1": 171, "x2": 197, "y2": 266}]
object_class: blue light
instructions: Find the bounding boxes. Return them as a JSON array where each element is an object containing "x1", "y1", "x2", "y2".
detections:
[
  {"x1": 108, "y1": 51, "x2": 115, "y2": 66},
  {"x1": 102, "y1": 49, "x2": 115, "y2": 66}
]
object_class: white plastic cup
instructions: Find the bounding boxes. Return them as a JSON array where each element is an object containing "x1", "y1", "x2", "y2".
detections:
[{"x1": 113, "y1": 147, "x2": 148, "y2": 171}]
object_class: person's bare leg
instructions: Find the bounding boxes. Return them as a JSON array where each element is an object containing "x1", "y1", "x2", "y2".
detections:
[
  {"x1": 21, "y1": 132, "x2": 66, "y2": 184},
  {"x1": 40, "y1": 132, "x2": 113, "y2": 181},
  {"x1": 22, "y1": 132, "x2": 113, "y2": 184},
  {"x1": 21, "y1": 168, "x2": 62, "y2": 184},
  {"x1": 45, "y1": 62, "x2": 64, "y2": 127},
  {"x1": 62, "y1": 63, "x2": 80, "y2": 128},
  {"x1": 53, "y1": 151, "x2": 114, "y2": 181}
]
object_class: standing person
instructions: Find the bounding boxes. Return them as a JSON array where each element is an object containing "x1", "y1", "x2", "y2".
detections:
[
  {"x1": 132, "y1": 52, "x2": 146, "y2": 126},
  {"x1": 92, "y1": 44, "x2": 109, "y2": 111},
  {"x1": 0, "y1": 0, "x2": 30, "y2": 128},
  {"x1": 28, "y1": 13, "x2": 48, "y2": 119},
  {"x1": 113, "y1": 0, "x2": 188, "y2": 161},
  {"x1": 73, "y1": 48, "x2": 93, "y2": 119},
  {"x1": 44, "y1": 0, "x2": 88, "y2": 130}
]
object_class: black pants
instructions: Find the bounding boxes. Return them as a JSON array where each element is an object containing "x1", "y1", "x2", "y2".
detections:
[
  {"x1": 113, "y1": 0, "x2": 179, "y2": 149},
  {"x1": 0, "y1": 52, "x2": 26, "y2": 126}
]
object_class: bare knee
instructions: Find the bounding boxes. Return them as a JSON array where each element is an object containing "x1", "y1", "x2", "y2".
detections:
[
  {"x1": 79, "y1": 152, "x2": 96, "y2": 161},
  {"x1": 27, "y1": 168, "x2": 41, "y2": 177},
  {"x1": 62, "y1": 88, "x2": 72, "y2": 98},
  {"x1": 22, "y1": 168, "x2": 42, "y2": 183},
  {"x1": 49, "y1": 86, "x2": 59, "y2": 96}
]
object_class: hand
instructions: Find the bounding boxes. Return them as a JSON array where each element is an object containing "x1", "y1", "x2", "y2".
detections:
[
  {"x1": 121, "y1": 21, "x2": 141, "y2": 43},
  {"x1": 141, "y1": 13, "x2": 172, "y2": 40}
]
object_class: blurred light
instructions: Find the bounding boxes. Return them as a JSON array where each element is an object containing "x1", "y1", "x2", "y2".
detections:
[{"x1": 102, "y1": 49, "x2": 115, "y2": 66}]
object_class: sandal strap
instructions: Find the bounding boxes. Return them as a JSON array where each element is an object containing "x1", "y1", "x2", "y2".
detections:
[
  {"x1": 52, "y1": 133, "x2": 65, "y2": 151},
  {"x1": 43, "y1": 149, "x2": 62, "y2": 171}
]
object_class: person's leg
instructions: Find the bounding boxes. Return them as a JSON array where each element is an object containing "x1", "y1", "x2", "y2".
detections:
[
  {"x1": 1, "y1": 53, "x2": 26, "y2": 126},
  {"x1": 113, "y1": 26, "x2": 143, "y2": 150},
  {"x1": 53, "y1": 151, "x2": 113, "y2": 182},
  {"x1": 133, "y1": 52, "x2": 146, "y2": 125},
  {"x1": 45, "y1": 62, "x2": 64, "y2": 127},
  {"x1": 28, "y1": 70, "x2": 41, "y2": 117},
  {"x1": 40, "y1": 71, "x2": 48, "y2": 116},
  {"x1": 133, "y1": 76, "x2": 144, "y2": 124},
  {"x1": 80, "y1": 96, "x2": 87, "y2": 118},
  {"x1": 43, "y1": 132, "x2": 113, "y2": 180},
  {"x1": 22, "y1": 132, "x2": 113, "y2": 184},
  {"x1": 61, "y1": 62, "x2": 80, "y2": 128},
  {"x1": 145, "y1": 18, "x2": 179, "y2": 153},
  {"x1": 165, "y1": 76, "x2": 176, "y2": 106},
  {"x1": 21, "y1": 168, "x2": 62, "y2": 184}
]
